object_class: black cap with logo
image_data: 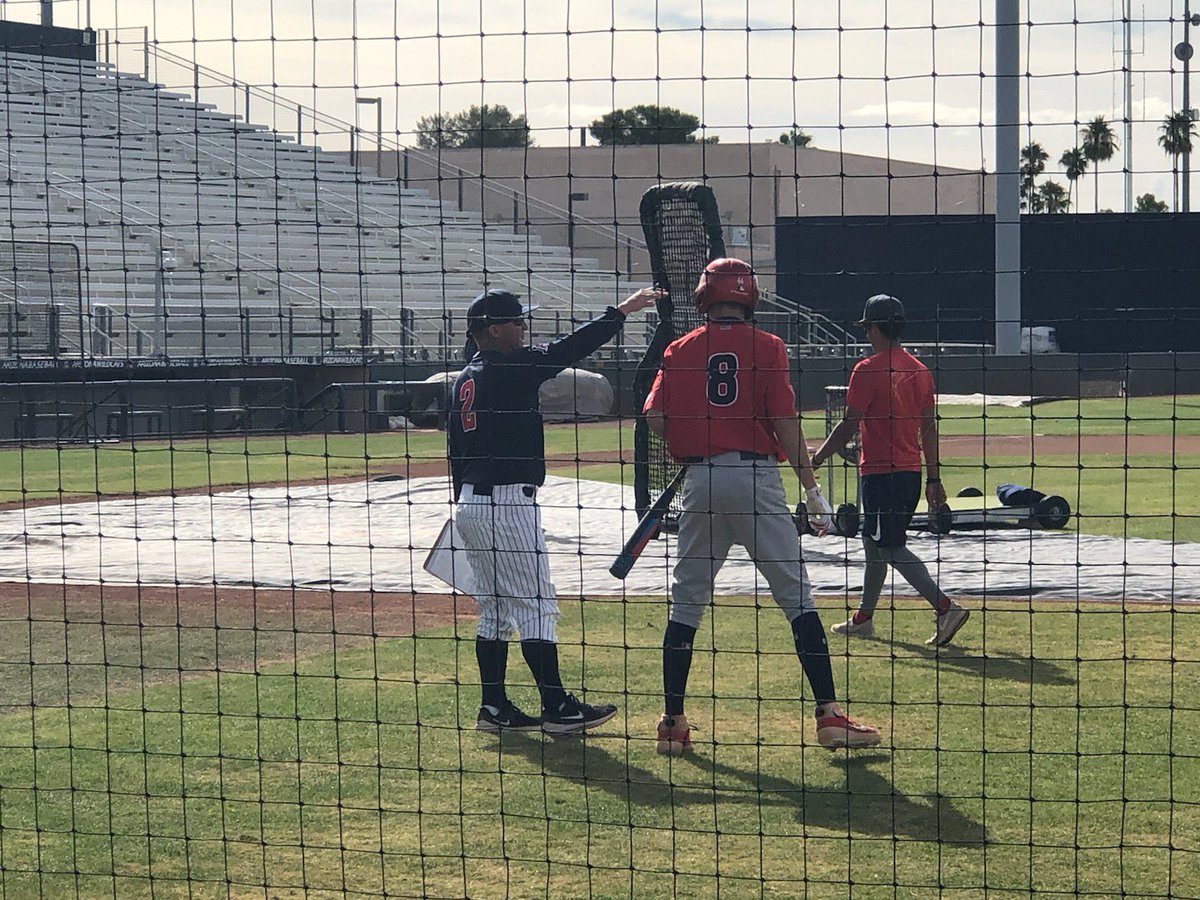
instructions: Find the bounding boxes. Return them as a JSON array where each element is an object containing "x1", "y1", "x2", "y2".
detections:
[
  {"x1": 856, "y1": 294, "x2": 906, "y2": 326},
  {"x1": 465, "y1": 289, "x2": 539, "y2": 333}
]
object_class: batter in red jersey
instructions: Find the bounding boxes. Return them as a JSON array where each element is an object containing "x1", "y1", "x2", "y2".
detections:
[
  {"x1": 643, "y1": 258, "x2": 881, "y2": 755},
  {"x1": 813, "y1": 294, "x2": 969, "y2": 647}
]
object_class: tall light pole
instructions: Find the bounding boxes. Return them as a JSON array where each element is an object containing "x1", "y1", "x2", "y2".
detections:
[
  {"x1": 994, "y1": 0, "x2": 1022, "y2": 356},
  {"x1": 355, "y1": 97, "x2": 383, "y2": 178},
  {"x1": 1177, "y1": 3, "x2": 1200, "y2": 212},
  {"x1": 1124, "y1": 0, "x2": 1134, "y2": 212}
]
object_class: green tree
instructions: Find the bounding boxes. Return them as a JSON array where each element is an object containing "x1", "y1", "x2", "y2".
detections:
[
  {"x1": 1080, "y1": 116, "x2": 1118, "y2": 213},
  {"x1": 779, "y1": 128, "x2": 814, "y2": 147},
  {"x1": 1037, "y1": 179, "x2": 1070, "y2": 213},
  {"x1": 1019, "y1": 142, "x2": 1049, "y2": 211},
  {"x1": 1157, "y1": 111, "x2": 1195, "y2": 210},
  {"x1": 1134, "y1": 192, "x2": 1169, "y2": 213},
  {"x1": 588, "y1": 105, "x2": 702, "y2": 145},
  {"x1": 1058, "y1": 147, "x2": 1088, "y2": 209},
  {"x1": 414, "y1": 104, "x2": 533, "y2": 149}
]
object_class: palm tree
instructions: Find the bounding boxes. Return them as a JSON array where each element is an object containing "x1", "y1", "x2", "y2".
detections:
[
  {"x1": 1058, "y1": 147, "x2": 1088, "y2": 209},
  {"x1": 1080, "y1": 116, "x2": 1118, "y2": 213},
  {"x1": 1019, "y1": 142, "x2": 1050, "y2": 211},
  {"x1": 1037, "y1": 180, "x2": 1070, "y2": 213},
  {"x1": 1158, "y1": 111, "x2": 1195, "y2": 210}
]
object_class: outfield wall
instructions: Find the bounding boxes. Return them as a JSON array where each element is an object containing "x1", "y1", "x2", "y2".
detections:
[
  {"x1": 776, "y1": 214, "x2": 1200, "y2": 354},
  {"x1": 605, "y1": 352, "x2": 1200, "y2": 414},
  {"x1": 1, "y1": 352, "x2": 1197, "y2": 441}
]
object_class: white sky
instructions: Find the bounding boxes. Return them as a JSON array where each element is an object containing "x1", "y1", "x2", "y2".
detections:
[{"x1": 6, "y1": 0, "x2": 1199, "y2": 208}]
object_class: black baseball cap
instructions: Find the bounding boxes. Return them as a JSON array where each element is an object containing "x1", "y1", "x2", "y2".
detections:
[
  {"x1": 466, "y1": 289, "x2": 538, "y2": 333},
  {"x1": 856, "y1": 294, "x2": 905, "y2": 326}
]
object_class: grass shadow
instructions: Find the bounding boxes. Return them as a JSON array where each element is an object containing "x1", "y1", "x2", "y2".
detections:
[
  {"x1": 694, "y1": 751, "x2": 987, "y2": 846},
  {"x1": 876, "y1": 637, "x2": 1076, "y2": 686},
  {"x1": 492, "y1": 731, "x2": 987, "y2": 846}
]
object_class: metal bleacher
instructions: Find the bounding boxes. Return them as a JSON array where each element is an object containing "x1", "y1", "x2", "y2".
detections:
[{"x1": 0, "y1": 49, "x2": 636, "y2": 360}]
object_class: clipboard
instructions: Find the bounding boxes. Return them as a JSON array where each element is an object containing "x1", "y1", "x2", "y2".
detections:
[{"x1": 422, "y1": 517, "x2": 478, "y2": 595}]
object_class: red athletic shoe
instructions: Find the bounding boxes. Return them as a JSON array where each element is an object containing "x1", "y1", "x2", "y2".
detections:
[
  {"x1": 655, "y1": 714, "x2": 693, "y2": 756},
  {"x1": 816, "y1": 708, "x2": 881, "y2": 750}
]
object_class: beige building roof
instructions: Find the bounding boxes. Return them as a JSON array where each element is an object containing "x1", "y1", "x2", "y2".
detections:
[{"x1": 366, "y1": 142, "x2": 991, "y2": 294}]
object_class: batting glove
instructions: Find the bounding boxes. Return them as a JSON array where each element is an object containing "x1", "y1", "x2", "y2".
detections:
[{"x1": 805, "y1": 485, "x2": 834, "y2": 535}]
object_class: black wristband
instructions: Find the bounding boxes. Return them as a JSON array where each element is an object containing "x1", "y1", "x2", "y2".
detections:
[{"x1": 926, "y1": 477, "x2": 941, "y2": 484}]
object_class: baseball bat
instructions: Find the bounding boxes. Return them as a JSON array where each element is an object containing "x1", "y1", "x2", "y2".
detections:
[{"x1": 610, "y1": 466, "x2": 688, "y2": 580}]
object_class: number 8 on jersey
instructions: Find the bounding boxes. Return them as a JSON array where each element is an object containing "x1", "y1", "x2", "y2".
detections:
[{"x1": 707, "y1": 352, "x2": 739, "y2": 406}]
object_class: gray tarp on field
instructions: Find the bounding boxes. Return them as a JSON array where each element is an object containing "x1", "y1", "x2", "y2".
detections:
[{"x1": 0, "y1": 475, "x2": 1195, "y2": 602}]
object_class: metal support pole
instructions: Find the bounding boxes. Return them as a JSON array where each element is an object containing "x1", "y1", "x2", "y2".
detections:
[
  {"x1": 244, "y1": 84, "x2": 251, "y2": 123},
  {"x1": 297, "y1": 107, "x2": 303, "y2": 145},
  {"x1": 568, "y1": 194, "x2": 575, "y2": 253},
  {"x1": 994, "y1": 0, "x2": 1022, "y2": 355},
  {"x1": 567, "y1": 192, "x2": 589, "y2": 256},
  {"x1": 153, "y1": 269, "x2": 166, "y2": 357},
  {"x1": 40, "y1": 0, "x2": 52, "y2": 26},
  {"x1": 375, "y1": 102, "x2": 383, "y2": 178},
  {"x1": 355, "y1": 97, "x2": 383, "y2": 177}
]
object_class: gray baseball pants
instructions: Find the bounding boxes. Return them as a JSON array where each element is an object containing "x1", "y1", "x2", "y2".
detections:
[{"x1": 669, "y1": 453, "x2": 815, "y2": 628}]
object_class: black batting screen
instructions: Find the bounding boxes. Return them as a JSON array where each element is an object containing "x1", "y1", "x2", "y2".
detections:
[{"x1": 633, "y1": 182, "x2": 726, "y2": 514}]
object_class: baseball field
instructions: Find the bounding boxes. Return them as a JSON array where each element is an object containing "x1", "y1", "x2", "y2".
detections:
[{"x1": 0, "y1": 395, "x2": 1196, "y2": 897}]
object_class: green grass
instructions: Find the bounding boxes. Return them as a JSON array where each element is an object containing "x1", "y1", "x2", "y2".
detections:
[
  {"x1": 934, "y1": 395, "x2": 1200, "y2": 437},
  {"x1": 4, "y1": 397, "x2": 1195, "y2": 505},
  {"x1": 0, "y1": 423, "x2": 637, "y2": 504},
  {"x1": 577, "y1": 450, "x2": 1200, "y2": 544},
  {"x1": 3, "y1": 398, "x2": 1196, "y2": 544},
  {"x1": 0, "y1": 596, "x2": 1196, "y2": 898},
  {"x1": 798, "y1": 395, "x2": 1200, "y2": 438}
]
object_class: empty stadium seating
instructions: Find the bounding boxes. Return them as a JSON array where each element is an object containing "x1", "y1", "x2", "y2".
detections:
[{"x1": 0, "y1": 50, "x2": 633, "y2": 359}]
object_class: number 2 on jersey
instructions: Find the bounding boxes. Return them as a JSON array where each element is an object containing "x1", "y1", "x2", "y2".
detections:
[
  {"x1": 707, "y1": 352, "x2": 739, "y2": 406},
  {"x1": 459, "y1": 378, "x2": 478, "y2": 431}
]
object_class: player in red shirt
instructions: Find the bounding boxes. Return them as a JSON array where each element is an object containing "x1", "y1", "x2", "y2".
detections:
[
  {"x1": 643, "y1": 258, "x2": 881, "y2": 755},
  {"x1": 813, "y1": 294, "x2": 969, "y2": 647}
]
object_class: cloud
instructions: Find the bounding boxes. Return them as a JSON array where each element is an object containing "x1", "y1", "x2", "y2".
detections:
[
  {"x1": 850, "y1": 100, "x2": 985, "y2": 127},
  {"x1": 23, "y1": 0, "x2": 1186, "y2": 188}
]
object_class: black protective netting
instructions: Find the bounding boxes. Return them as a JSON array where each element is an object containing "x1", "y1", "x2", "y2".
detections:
[{"x1": 0, "y1": 2, "x2": 1197, "y2": 897}]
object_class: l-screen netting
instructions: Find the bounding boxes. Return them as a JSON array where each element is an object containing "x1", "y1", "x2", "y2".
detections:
[
  {"x1": 634, "y1": 182, "x2": 726, "y2": 516},
  {"x1": 1, "y1": 2, "x2": 1198, "y2": 898}
]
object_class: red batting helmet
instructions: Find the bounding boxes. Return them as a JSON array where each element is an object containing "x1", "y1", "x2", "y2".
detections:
[{"x1": 693, "y1": 258, "x2": 759, "y2": 315}]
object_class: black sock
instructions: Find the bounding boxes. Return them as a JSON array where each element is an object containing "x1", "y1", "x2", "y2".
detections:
[
  {"x1": 476, "y1": 638, "x2": 508, "y2": 708},
  {"x1": 791, "y1": 613, "x2": 836, "y2": 708},
  {"x1": 520, "y1": 639, "x2": 567, "y2": 711},
  {"x1": 663, "y1": 620, "x2": 697, "y2": 717}
]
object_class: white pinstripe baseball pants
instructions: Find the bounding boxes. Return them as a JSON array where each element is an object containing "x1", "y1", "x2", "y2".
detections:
[{"x1": 454, "y1": 484, "x2": 559, "y2": 642}]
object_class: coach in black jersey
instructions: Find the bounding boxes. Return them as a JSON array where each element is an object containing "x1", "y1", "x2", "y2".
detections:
[{"x1": 450, "y1": 286, "x2": 662, "y2": 734}]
